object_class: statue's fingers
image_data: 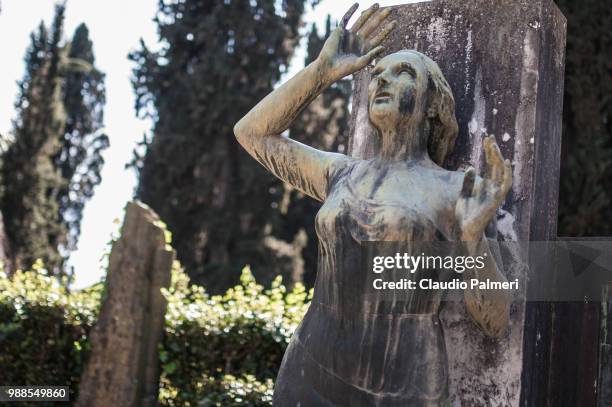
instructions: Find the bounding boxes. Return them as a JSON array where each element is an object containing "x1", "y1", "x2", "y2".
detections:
[
  {"x1": 341, "y1": 3, "x2": 360, "y2": 29},
  {"x1": 368, "y1": 20, "x2": 396, "y2": 49},
  {"x1": 484, "y1": 136, "x2": 504, "y2": 184},
  {"x1": 356, "y1": 45, "x2": 386, "y2": 68},
  {"x1": 501, "y1": 159, "x2": 513, "y2": 196},
  {"x1": 478, "y1": 178, "x2": 489, "y2": 203},
  {"x1": 350, "y1": 3, "x2": 379, "y2": 32},
  {"x1": 482, "y1": 136, "x2": 493, "y2": 178},
  {"x1": 490, "y1": 148, "x2": 505, "y2": 186},
  {"x1": 461, "y1": 167, "x2": 476, "y2": 198},
  {"x1": 486, "y1": 159, "x2": 512, "y2": 208},
  {"x1": 359, "y1": 7, "x2": 391, "y2": 38},
  {"x1": 325, "y1": 27, "x2": 342, "y2": 53}
]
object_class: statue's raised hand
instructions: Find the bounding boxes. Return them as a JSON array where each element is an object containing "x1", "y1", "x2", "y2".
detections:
[
  {"x1": 455, "y1": 136, "x2": 513, "y2": 242},
  {"x1": 317, "y1": 3, "x2": 396, "y2": 85}
]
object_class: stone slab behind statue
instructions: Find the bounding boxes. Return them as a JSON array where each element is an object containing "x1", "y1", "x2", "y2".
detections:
[{"x1": 348, "y1": 0, "x2": 566, "y2": 405}]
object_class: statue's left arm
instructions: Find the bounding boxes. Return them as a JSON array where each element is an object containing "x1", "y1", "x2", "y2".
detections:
[
  {"x1": 455, "y1": 136, "x2": 513, "y2": 338},
  {"x1": 234, "y1": 3, "x2": 395, "y2": 202}
]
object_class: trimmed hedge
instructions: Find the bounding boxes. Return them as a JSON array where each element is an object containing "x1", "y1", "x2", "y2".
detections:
[
  {"x1": 0, "y1": 263, "x2": 311, "y2": 406},
  {"x1": 159, "y1": 265, "x2": 310, "y2": 405},
  {"x1": 0, "y1": 261, "x2": 101, "y2": 403}
]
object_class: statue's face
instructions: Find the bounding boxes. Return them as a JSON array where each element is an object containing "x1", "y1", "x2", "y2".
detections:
[{"x1": 367, "y1": 52, "x2": 429, "y2": 131}]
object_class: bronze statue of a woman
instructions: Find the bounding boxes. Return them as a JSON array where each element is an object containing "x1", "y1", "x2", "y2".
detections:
[{"x1": 234, "y1": 3, "x2": 513, "y2": 405}]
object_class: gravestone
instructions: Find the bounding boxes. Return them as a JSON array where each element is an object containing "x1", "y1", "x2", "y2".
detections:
[
  {"x1": 348, "y1": 0, "x2": 566, "y2": 405},
  {"x1": 76, "y1": 202, "x2": 175, "y2": 407}
]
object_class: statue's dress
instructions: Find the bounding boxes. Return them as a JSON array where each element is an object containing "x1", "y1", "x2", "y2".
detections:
[{"x1": 273, "y1": 159, "x2": 454, "y2": 407}]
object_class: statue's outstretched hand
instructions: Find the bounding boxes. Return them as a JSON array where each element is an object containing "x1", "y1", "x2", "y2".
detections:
[
  {"x1": 455, "y1": 136, "x2": 512, "y2": 242},
  {"x1": 317, "y1": 3, "x2": 396, "y2": 85}
]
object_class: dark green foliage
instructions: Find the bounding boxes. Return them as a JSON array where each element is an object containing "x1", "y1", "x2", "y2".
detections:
[
  {"x1": 13, "y1": 22, "x2": 49, "y2": 130},
  {"x1": 0, "y1": 266, "x2": 101, "y2": 405},
  {"x1": 159, "y1": 266, "x2": 309, "y2": 405},
  {"x1": 56, "y1": 24, "x2": 109, "y2": 253},
  {"x1": 0, "y1": 265, "x2": 310, "y2": 406},
  {"x1": 187, "y1": 375, "x2": 274, "y2": 406},
  {"x1": 1, "y1": 6, "x2": 69, "y2": 274},
  {"x1": 555, "y1": 0, "x2": 612, "y2": 236},
  {"x1": 0, "y1": 7, "x2": 108, "y2": 275},
  {"x1": 130, "y1": 0, "x2": 312, "y2": 292}
]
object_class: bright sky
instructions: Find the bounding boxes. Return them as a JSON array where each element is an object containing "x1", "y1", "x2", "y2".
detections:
[{"x1": 0, "y1": 0, "x2": 412, "y2": 288}]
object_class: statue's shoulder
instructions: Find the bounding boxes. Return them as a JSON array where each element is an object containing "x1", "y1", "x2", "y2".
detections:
[{"x1": 327, "y1": 154, "x2": 358, "y2": 185}]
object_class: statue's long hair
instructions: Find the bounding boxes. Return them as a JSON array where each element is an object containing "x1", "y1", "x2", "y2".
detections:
[{"x1": 401, "y1": 50, "x2": 459, "y2": 166}]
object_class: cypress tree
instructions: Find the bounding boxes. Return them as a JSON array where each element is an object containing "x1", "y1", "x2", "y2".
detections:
[
  {"x1": 130, "y1": 0, "x2": 308, "y2": 291},
  {"x1": 2, "y1": 6, "x2": 68, "y2": 274},
  {"x1": 56, "y1": 24, "x2": 109, "y2": 254},
  {"x1": 1, "y1": 6, "x2": 108, "y2": 276}
]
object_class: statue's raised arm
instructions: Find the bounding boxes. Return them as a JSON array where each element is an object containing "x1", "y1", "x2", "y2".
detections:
[{"x1": 233, "y1": 3, "x2": 396, "y2": 202}]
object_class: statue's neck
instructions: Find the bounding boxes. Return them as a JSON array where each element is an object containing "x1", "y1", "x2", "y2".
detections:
[{"x1": 376, "y1": 121, "x2": 430, "y2": 163}]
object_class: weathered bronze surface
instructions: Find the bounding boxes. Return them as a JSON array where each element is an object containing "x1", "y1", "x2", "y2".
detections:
[{"x1": 234, "y1": 3, "x2": 512, "y2": 405}]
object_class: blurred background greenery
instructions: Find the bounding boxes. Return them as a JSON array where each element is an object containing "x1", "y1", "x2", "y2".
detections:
[{"x1": 0, "y1": 264, "x2": 310, "y2": 406}]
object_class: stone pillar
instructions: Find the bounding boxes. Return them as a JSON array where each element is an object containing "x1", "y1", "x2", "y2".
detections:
[
  {"x1": 76, "y1": 201, "x2": 175, "y2": 407},
  {"x1": 348, "y1": 0, "x2": 566, "y2": 405}
]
